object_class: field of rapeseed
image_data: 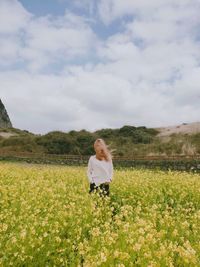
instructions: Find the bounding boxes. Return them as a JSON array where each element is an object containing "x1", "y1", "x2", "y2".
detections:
[{"x1": 0, "y1": 162, "x2": 200, "y2": 267}]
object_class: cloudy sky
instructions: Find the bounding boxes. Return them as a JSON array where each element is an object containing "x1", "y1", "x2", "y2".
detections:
[{"x1": 0, "y1": 0, "x2": 200, "y2": 134}]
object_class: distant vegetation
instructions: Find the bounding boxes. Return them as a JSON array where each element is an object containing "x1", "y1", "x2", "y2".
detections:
[{"x1": 0, "y1": 125, "x2": 199, "y2": 156}]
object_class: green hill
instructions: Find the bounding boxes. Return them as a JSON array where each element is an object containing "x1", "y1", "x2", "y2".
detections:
[{"x1": 0, "y1": 122, "x2": 199, "y2": 156}]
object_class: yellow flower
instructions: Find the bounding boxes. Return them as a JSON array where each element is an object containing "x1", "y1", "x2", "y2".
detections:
[
  {"x1": 20, "y1": 230, "x2": 27, "y2": 239},
  {"x1": 100, "y1": 252, "x2": 107, "y2": 263},
  {"x1": 133, "y1": 243, "x2": 142, "y2": 251},
  {"x1": 43, "y1": 232, "x2": 48, "y2": 237},
  {"x1": 11, "y1": 236, "x2": 17, "y2": 244},
  {"x1": 55, "y1": 236, "x2": 61, "y2": 243},
  {"x1": 2, "y1": 223, "x2": 8, "y2": 232},
  {"x1": 172, "y1": 229, "x2": 178, "y2": 237}
]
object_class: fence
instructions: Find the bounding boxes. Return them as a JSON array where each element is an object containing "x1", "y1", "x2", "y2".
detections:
[{"x1": 0, "y1": 151, "x2": 200, "y2": 172}]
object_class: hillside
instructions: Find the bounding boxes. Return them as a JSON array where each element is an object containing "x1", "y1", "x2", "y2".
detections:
[
  {"x1": 0, "y1": 122, "x2": 200, "y2": 156},
  {"x1": 155, "y1": 122, "x2": 200, "y2": 137}
]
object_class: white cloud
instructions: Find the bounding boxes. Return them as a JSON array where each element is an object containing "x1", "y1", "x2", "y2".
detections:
[
  {"x1": 1, "y1": 64, "x2": 200, "y2": 134},
  {"x1": 98, "y1": 0, "x2": 166, "y2": 25},
  {"x1": 98, "y1": 0, "x2": 200, "y2": 25},
  {"x1": 0, "y1": 36, "x2": 21, "y2": 66},
  {"x1": 0, "y1": 69, "x2": 132, "y2": 133},
  {"x1": 0, "y1": 0, "x2": 32, "y2": 33},
  {"x1": 0, "y1": 1, "x2": 97, "y2": 72},
  {"x1": 0, "y1": 0, "x2": 200, "y2": 133},
  {"x1": 68, "y1": 0, "x2": 96, "y2": 15},
  {"x1": 20, "y1": 13, "x2": 97, "y2": 71},
  {"x1": 24, "y1": 12, "x2": 95, "y2": 53},
  {"x1": 0, "y1": 71, "x2": 82, "y2": 133}
]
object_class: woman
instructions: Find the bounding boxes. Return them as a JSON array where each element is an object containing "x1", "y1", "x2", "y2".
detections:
[{"x1": 87, "y1": 138, "x2": 114, "y2": 197}]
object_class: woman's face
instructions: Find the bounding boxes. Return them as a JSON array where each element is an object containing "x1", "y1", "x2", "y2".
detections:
[{"x1": 94, "y1": 142, "x2": 104, "y2": 156}]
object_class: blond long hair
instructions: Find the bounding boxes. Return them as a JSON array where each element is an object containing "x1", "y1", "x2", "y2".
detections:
[{"x1": 94, "y1": 138, "x2": 115, "y2": 162}]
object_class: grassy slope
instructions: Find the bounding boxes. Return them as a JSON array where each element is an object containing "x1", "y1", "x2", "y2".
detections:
[{"x1": 0, "y1": 126, "x2": 199, "y2": 156}]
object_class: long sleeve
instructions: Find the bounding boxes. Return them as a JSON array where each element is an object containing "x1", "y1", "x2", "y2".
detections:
[
  {"x1": 87, "y1": 157, "x2": 93, "y2": 183},
  {"x1": 109, "y1": 160, "x2": 114, "y2": 181}
]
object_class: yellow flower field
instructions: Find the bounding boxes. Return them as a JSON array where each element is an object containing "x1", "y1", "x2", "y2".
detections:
[{"x1": 0, "y1": 162, "x2": 200, "y2": 267}]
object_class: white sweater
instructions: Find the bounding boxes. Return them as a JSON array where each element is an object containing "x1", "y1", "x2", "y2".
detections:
[{"x1": 87, "y1": 155, "x2": 113, "y2": 186}]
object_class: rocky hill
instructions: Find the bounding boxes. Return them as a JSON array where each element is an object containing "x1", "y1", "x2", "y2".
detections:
[{"x1": 0, "y1": 99, "x2": 12, "y2": 128}]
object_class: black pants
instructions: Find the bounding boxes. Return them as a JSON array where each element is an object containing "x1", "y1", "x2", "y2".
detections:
[{"x1": 89, "y1": 182, "x2": 110, "y2": 197}]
